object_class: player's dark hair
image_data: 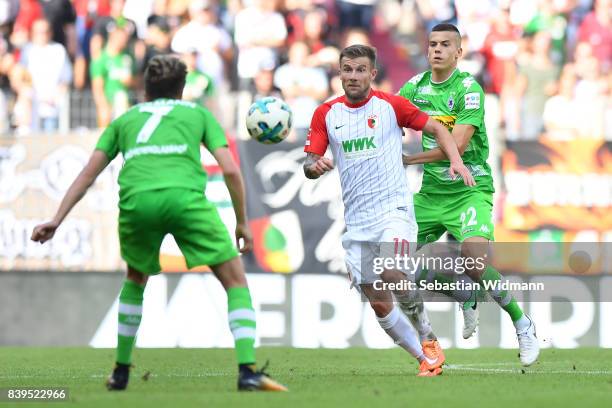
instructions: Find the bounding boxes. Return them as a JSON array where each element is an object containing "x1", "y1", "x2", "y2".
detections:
[
  {"x1": 431, "y1": 23, "x2": 462, "y2": 43},
  {"x1": 339, "y1": 44, "x2": 377, "y2": 68},
  {"x1": 144, "y1": 55, "x2": 187, "y2": 100}
]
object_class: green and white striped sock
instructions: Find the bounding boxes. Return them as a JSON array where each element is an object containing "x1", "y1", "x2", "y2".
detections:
[
  {"x1": 481, "y1": 265, "x2": 524, "y2": 322},
  {"x1": 116, "y1": 280, "x2": 144, "y2": 365},
  {"x1": 227, "y1": 287, "x2": 256, "y2": 365}
]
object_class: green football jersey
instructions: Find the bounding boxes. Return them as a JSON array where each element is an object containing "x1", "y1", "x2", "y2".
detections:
[
  {"x1": 184, "y1": 70, "x2": 215, "y2": 105},
  {"x1": 398, "y1": 69, "x2": 494, "y2": 194},
  {"x1": 90, "y1": 49, "x2": 135, "y2": 103},
  {"x1": 96, "y1": 98, "x2": 228, "y2": 200}
]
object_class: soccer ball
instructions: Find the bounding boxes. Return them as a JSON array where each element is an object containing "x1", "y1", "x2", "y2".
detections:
[{"x1": 245, "y1": 97, "x2": 292, "y2": 144}]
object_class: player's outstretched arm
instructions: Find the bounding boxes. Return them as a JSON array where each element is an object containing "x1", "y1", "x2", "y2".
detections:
[
  {"x1": 303, "y1": 152, "x2": 334, "y2": 179},
  {"x1": 403, "y1": 123, "x2": 476, "y2": 165},
  {"x1": 421, "y1": 118, "x2": 475, "y2": 186},
  {"x1": 213, "y1": 146, "x2": 253, "y2": 253},
  {"x1": 31, "y1": 150, "x2": 110, "y2": 244}
]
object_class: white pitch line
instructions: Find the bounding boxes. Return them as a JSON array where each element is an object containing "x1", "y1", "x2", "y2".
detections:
[
  {"x1": 446, "y1": 362, "x2": 519, "y2": 367},
  {"x1": 445, "y1": 364, "x2": 612, "y2": 375}
]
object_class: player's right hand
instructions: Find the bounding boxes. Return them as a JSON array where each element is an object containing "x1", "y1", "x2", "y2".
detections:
[
  {"x1": 449, "y1": 161, "x2": 476, "y2": 187},
  {"x1": 31, "y1": 221, "x2": 60, "y2": 244},
  {"x1": 235, "y1": 223, "x2": 253, "y2": 253},
  {"x1": 307, "y1": 157, "x2": 334, "y2": 177}
]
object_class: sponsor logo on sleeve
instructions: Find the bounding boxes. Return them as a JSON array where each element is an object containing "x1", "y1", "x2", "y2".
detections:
[{"x1": 464, "y1": 93, "x2": 480, "y2": 110}]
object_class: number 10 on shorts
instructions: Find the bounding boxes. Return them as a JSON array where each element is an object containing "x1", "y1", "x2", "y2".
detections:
[{"x1": 393, "y1": 238, "x2": 410, "y2": 257}]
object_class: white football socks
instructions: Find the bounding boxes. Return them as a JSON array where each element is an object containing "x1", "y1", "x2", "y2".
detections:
[{"x1": 377, "y1": 306, "x2": 424, "y2": 361}]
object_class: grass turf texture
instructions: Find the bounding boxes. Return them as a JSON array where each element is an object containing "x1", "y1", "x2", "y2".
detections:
[{"x1": 0, "y1": 348, "x2": 610, "y2": 407}]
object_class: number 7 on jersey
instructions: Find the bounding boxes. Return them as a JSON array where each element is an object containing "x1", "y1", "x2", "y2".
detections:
[{"x1": 136, "y1": 106, "x2": 174, "y2": 143}]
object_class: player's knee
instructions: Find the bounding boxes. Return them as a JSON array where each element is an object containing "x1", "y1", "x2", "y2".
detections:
[
  {"x1": 369, "y1": 300, "x2": 393, "y2": 317},
  {"x1": 211, "y1": 257, "x2": 248, "y2": 289},
  {"x1": 465, "y1": 268, "x2": 483, "y2": 281},
  {"x1": 127, "y1": 266, "x2": 148, "y2": 286}
]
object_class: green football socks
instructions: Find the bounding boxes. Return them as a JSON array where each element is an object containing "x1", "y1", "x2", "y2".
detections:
[
  {"x1": 116, "y1": 280, "x2": 145, "y2": 365},
  {"x1": 480, "y1": 265, "x2": 524, "y2": 322},
  {"x1": 227, "y1": 287, "x2": 257, "y2": 365}
]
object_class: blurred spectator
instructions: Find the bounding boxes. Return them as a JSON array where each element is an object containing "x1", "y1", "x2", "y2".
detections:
[
  {"x1": 606, "y1": 72, "x2": 612, "y2": 140},
  {"x1": 481, "y1": 8, "x2": 520, "y2": 95},
  {"x1": 73, "y1": 0, "x2": 111, "y2": 89},
  {"x1": 0, "y1": 30, "x2": 13, "y2": 134},
  {"x1": 181, "y1": 50, "x2": 216, "y2": 109},
  {"x1": 234, "y1": 0, "x2": 287, "y2": 87},
  {"x1": 251, "y1": 61, "x2": 283, "y2": 100},
  {"x1": 274, "y1": 41, "x2": 328, "y2": 140},
  {"x1": 166, "y1": 0, "x2": 192, "y2": 18},
  {"x1": 329, "y1": 73, "x2": 343, "y2": 98},
  {"x1": 13, "y1": 19, "x2": 72, "y2": 133},
  {"x1": 415, "y1": 0, "x2": 457, "y2": 32},
  {"x1": 573, "y1": 42, "x2": 607, "y2": 138},
  {"x1": 123, "y1": 0, "x2": 155, "y2": 39},
  {"x1": 10, "y1": 0, "x2": 43, "y2": 50},
  {"x1": 516, "y1": 31, "x2": 561, "y2": 139},
  {"x1": 90, "y1": 26, "x2": 134, "y2": 127},
  {"x1": 508, "y1": 0, "x2": 539, "y2": 26},
  {"x1": 90, "y1": 0, "x2": 144, "y2": 64},
  {"x1": 37, "y1": 0, "x2": 76, "y2": 53},
  {"x1": 457, "y1": 35, "x2": 486, "y2": 86},
  {"x1": 336, "y1": 0, "x2": 377, "y2": 31},
  {"x1": 284, "y1": 0, "x2": 311, "y2": 46},
  {"x1": 523, "y1": 0, "x2": 568, "y2": 64},
  {"x1": 142, "y1": 16, "x2": 171, "y2": 72},
  {"x1": 455, "y1": 0, "x2": 496, "y2": 52},
  {"x1": 147, "y1": 0, "x2": 182, "y2": 33},
  {"x1": 171, "y1": 0, "x2": 233, "y2": 87},
  {"x1": 303, "y1": 8, "x2": 331, "y2": 52},
  {"x1": 577, "y1": 0, "x2": 611, "y2": 72},
  {"x1": 543, "y1": 64, "x2": 578, "y2": 139},
  {"x1": 301, "y1": 8, "x2": 340, "y2": 70},
  {"x1": 0, "y1": 0, "x2": 19, "y2": 28}
]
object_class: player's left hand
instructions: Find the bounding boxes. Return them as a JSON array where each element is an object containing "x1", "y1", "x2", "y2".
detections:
[
  {"x1": 31, "y1": 221, "x2": 60, "y2": 244},
  {"x1": 235, "y1": 223, "x2": 253, "y2": 253},
  {"x1": 449, "y1": 161, "x2": 476, "y2": 187},
  {"x1": 402, "y1": 154, "x2": 413, "y2": 166}
]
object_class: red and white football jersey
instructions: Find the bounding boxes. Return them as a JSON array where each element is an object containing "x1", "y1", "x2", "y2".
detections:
[{"x1": 305, "y1": 90, "x2": 428, "y2": 231}]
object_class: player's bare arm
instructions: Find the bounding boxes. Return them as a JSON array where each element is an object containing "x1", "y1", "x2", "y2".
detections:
[
  {"x1": 417, "y1": 118, "x2": 475, "y2": 186},
  {"x1": 31, "y1": 150, "x2": 110, "y2": 243},
  {"x1": 303, "y1": 152, "x2": 334, "y2": 179},
  {"x1": 403, "y1": 123, "x2": 476, "y2": 165},
  {"x1": 213, "y1": 146, "x2": 253, "y2": 253}
]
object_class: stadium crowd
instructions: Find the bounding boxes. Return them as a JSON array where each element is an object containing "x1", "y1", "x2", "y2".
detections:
[{"x1": 0, "y1": 0, "x2": 609, "y2": 140}]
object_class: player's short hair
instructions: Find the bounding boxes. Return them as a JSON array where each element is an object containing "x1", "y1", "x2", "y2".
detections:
[
  {"x1": 339, "y1": 44, "x2": 377, "y2": 68},
  {"x1": 144, "y1": 55, "x2": 187, "y2": 100},
  {"x1": 431, "y1": 23, "x2": 462, "y2": 44}
]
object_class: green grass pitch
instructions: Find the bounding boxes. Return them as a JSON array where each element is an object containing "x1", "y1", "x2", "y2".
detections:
[{"x1": 1, "y1": 347, "x2": 610, "y2": 407}]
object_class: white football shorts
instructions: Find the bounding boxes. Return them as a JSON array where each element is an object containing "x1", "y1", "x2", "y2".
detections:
[{"x1": 342, "y1": 208, "x2": 418, "y2": 288}]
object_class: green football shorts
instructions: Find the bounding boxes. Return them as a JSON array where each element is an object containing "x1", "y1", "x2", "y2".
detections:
[
  {"x1": 118, "y1": 188, "x2": 238, "y2": 274},
  {"x1": 414, "y1": 188, "x2": 495, "y2": 243}
]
